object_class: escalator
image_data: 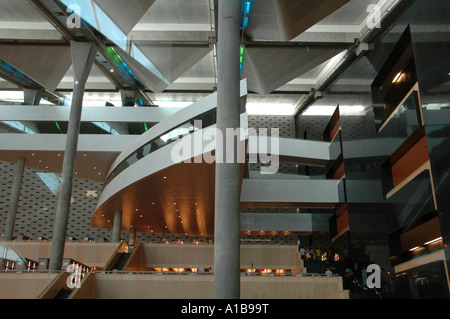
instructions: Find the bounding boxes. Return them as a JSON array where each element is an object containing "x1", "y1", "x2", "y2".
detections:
[
  {"x1": 112, "y1": 253, "x2": 132, "y2": 270},
  {"x1": 54, "y1": 288, "x2": 73, "y2": 299}
]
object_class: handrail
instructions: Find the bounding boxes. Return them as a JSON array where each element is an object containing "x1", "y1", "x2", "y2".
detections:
[
  {"x1": 2, "y1": 269, "x2": 339, "y2": 277},
  {"x1": 102, "y1": 79, "x2": 247, "y2": 188}
]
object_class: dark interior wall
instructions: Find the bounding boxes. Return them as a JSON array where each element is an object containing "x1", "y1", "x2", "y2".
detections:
[{"x1": 293, "y1": 0, "x2": 450, "y2": 289}]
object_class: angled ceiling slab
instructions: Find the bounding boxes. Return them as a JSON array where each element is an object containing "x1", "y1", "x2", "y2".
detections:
[
  {"x1": 245, "y1": 0, "x2": 351, "y2": 41},
  {"x1": 0, "y1": 44, "x2": 72, "y2": 92},
  {"x1": 115, "y1": 45, "x2": 170, "y2": 93},
  {"x1": 242, "y1": 46, "x2": 345, "y2": 94},
  {"x1": 134, "y1": 42, "x2": 213, "y2": 83},
  {"x1": 93, "y1": 0, "x2": 156, "y2": 35}
]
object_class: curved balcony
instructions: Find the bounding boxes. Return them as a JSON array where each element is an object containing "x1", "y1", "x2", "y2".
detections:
[
  {"x1": 92, "y1": 79, "x2": 344, "y2": 236},
  {"x1": 92, "y1": 80, "x2": 249, "y2": 236}
]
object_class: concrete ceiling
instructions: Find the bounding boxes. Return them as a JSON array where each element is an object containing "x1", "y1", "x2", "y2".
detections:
[{"x1": 0, "y1": 0, "x2": 403, "y2": 109}]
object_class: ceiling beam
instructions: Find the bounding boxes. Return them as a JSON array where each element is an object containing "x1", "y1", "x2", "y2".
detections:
[
  {"x1": 243, "y1": 41, "x2": 351, "y2": 50},
  {"x1": 28, "y1": 0, "x2": 74, "y2": 43},
  {"x1": 292, "y1": 0, "x2": 417, "y2": 117}
]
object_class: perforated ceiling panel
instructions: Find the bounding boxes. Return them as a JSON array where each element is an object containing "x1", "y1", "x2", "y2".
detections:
[{"x1": 0, "y1": 161, "x2": 108, "y2": 240}]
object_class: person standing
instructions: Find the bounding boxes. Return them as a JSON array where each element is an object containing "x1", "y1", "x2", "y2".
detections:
[
  {"x1": 300, "y1": 246, "x2": 306, "y2": 260},
  {"x1": 315, "y1": 247, "x2": 321, "y2": 261}
]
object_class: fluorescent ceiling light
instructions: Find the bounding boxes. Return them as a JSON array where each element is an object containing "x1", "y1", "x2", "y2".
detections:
[
  {"x1": 302, "y1": 105, "x2": 366, "y2": 116},
  {"x1": 157, "y1": 101, "x2": 194, "y2": 108},
  {"x1": 340, "y1": 105, "x2": 366, "y2": 116},
  {"x1": 302, "y1": 105, "x2": 337, "y2": 116},
  {"x1": 409, "y1": 246, "x2": 420, "y2": 252},
  {"x1": 246, "y1": 102, "x2": 295, "y2": 116}
]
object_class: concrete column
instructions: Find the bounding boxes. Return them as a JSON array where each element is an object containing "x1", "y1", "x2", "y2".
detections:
[
  {"x1": 4, "y1": 158, "x2": 26, "y2": 241},
  {"x1": 111, "y1": 210, "x2": 122, "y2": 243},
  {"x1": 213, "y1": 0, "x2": 241, "y2": 299},
  {"x1": 129, "y1": 227, "x2": 136, "y2": 246},
  {"x1": 49, "y1": 42, "x2": 97, "y2": 271},
  {"x1": 23, "y1": 88, "x2": 42, "y2": 105}
]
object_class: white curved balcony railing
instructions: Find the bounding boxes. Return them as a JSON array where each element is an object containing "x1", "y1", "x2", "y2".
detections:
[
  {"x1": 96, "y1": 78, "x2": 347, "y2": 213},
  {"x1": 102, "y1": 80, "x2": 248, "y2": 188},
  {"x1": 96, "y1": 80, "x2": 248, "y2": 211}
]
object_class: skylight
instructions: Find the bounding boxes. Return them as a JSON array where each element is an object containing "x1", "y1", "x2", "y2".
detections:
[
  {"x1": 37, "y1": 172, "x2": 62, "y2": 196},
  {"x1": 60, "y1": 0, "x2": 169, "y2": 84}
]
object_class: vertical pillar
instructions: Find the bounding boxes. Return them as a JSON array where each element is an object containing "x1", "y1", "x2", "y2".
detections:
[
  {"x1": 213, "y1": 0, "x2": 241, "y2": 299},
  {"x1": 129, "y1": 227, "x2": 136, "y2": 246},
  {"x1": 111, "y1": 210, "x2": 122, "y2": 243},
  {"x1": 49, "y1": 42, "x2": 97, "y2": 271},
  {"x1": 23, "y1": 88, "x2": 42, "y2": 105},
  {"x1": 4, "y1": 158, "x2": 26, "y2": 241}
]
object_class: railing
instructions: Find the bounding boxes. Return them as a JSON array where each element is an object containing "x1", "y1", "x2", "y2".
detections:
[
  {"x1": 0, "y1": 269, "x2": 339, "y2": 277},
  {"x1": 103, "y1": 108, "x2": 217, "y2": 187},
  {"x1": 101, "y1": 79, "x2": 247, "y2": 189}
]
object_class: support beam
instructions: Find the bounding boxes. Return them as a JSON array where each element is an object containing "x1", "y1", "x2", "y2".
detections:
[
  {"x1": 4, "y1": 158, "x2": 26, "y2": 241},
  {"x1": 129, "y1": 227, "x2": 136, "y2": 247},
  {"x1": 111, "y1": 210, "x2": 122, "y2": 243},
  {"x1": 23, "y1": 88, "x2": 42, "y2": 105},
  {"x1": 213, "y1": 0, "x2": 241, "y2": 299},
  {"x1": 49, "y1": 41, "x2": 97, "y2": 271}
]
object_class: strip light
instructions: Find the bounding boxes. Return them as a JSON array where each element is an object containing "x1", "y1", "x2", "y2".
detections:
[
  {"x1": 409, "y1": 237, "x2": 443, "y2": 252},
  {"x1": 424, "y1": 237, "x2": 442, "y2": 245},
  {"x1": 392, "y1": 72, "x2": 402, "y2": 83},
  {"x1": 239, "y1": 1, "x2": 251, "y2": 72}
]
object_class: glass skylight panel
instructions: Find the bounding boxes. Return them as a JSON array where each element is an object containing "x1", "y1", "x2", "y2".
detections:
[
  {"x1": 1, "y1": 121, "x2": 37, "y2": 134},
  {"x1": 59, "y1": 0, "x2": 168, "y2": 85},
  {"x1": 68, "y1": 0, "x2": 98, "y2": 29},
  {"x1": 92, "y1": 121, "x2": 120, "y2": 135},
  {"x1": 130, "y1": 44, "x2": 170, "y2": 85},
  {"x1": 93, "y1": 3, "x2": 127, "y2": 51},
  {"x1": 37, "y1": 172, "x2": 62, "y2": 196}
]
